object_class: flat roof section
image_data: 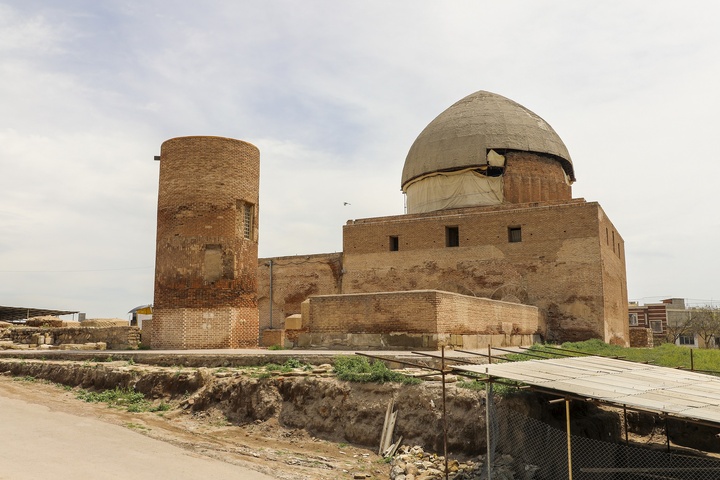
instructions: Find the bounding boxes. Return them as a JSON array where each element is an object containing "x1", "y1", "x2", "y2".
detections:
[
  {"x1": 454, "y1": 356, "x2": 720, "y2": 426},
  {"x1": 0, "y1": 306, "x2": 79, "y2": 322}
]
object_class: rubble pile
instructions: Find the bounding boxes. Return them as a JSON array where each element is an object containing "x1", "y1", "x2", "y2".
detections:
[{"x1": 390, "y1": 445, "x2": 538, "y2": 480}]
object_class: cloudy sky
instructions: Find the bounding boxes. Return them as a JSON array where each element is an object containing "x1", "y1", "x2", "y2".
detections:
[{"x1": 1, "y1": 1, "x2": 719, "y2": 319}]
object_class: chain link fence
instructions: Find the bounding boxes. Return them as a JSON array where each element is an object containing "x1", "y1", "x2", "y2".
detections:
[{"x1": 487, "y1": 401, "x2": 720, "y2": 480}]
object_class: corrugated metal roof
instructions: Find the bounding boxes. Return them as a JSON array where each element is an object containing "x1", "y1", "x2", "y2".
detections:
[
  {"x1": 454, "y1": 356, "x2": 720, "y2": 425},
  {"x1": 0, "y1": 306, "x2": 79, "y2": 322}
]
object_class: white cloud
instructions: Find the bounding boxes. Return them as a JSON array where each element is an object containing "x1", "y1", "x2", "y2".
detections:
[{"x1": 1, "y1": 1, "x2": 719, "y2": 316}]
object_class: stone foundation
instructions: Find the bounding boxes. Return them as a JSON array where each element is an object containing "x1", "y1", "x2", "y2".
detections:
[{"x1": 5, "y1": 326, "x2": 141, "y2": 350}]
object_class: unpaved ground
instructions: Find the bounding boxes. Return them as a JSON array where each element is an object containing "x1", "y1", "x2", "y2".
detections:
[{"x1": 0, "y1": 374, "x2": 391, "y2": 480}]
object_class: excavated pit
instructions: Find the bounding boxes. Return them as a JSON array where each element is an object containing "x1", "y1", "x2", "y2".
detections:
[{"x1": 0, "y1": 356, "x2": 626, "y2": 456}]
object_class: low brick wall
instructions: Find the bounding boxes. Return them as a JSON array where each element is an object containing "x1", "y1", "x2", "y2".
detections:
[
  {"x1": 300, "y1": 290, "x2": 541, "y2": 349},
  {"x1": 9, "y1": 326, "x2": 141, "y2": 350},
  {"x1": 261, "y1": 329, "x2": 285, "y2": 348},
  {"x1": 629, "y1": 327, "x2": 654, "y2": 348},
  {"x1": 296, "y1": 331, "x2": 541, "y2": 350}
]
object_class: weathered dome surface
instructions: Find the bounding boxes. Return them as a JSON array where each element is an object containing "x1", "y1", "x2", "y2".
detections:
[{"x1": 401, "y1": 91, "x2": 574, "y2": 190}]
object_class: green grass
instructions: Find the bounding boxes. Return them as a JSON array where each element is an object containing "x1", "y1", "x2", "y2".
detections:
[
  {"x1": 264, "y1": 358, "x2": 309, "y2": 373},
  {"x1": 76, "y1": 387, "x2": 172, "y2": 413},
  {"x1": 333, "y1": 356, "x2": 421, "y2": 384},
  {"x1": 508, "y1": 339, "x2": 720, "y2": 373}
]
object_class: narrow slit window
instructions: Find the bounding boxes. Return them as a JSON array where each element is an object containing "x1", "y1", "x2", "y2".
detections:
[
  {"x1": 389, "y1": 236, "x2": 399, "y2": 251},
  {"x1": 243, "y1": 203, "x2": 253, "y2": 240},
  {"x1": 445, "y1": 226, "x2": 459, "y2": 247},
  {"x1": 508, "y1": 226, "x2": 522, "y2": 243},
  {"x1": 238, "y1": 201, "x2": 254, "y2": 240}
]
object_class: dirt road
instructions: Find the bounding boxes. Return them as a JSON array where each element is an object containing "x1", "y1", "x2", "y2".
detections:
[
  {"x1": 0, "y1": 382, "x2": 275, "y2": 479},
  {"x1": 0, "y1": 375, "x2": 388, "y2": 480}
]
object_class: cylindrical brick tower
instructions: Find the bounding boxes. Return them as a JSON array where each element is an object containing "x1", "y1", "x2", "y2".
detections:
[{"x1": 151, "y1": 136, "x2": 260, "y2": 349}]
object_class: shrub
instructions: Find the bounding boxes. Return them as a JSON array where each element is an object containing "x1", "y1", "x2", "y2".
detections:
[{"x1": 333, "y1": 356, "x2": 420, "y2": 384}]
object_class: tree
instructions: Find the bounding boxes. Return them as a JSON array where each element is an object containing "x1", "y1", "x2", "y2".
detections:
[
  {"x1": 665, "y1": 309, "x2": 694, "y2": 345},
  {"x1": 689, "y1": 306, "x2": 720, "y2": 348}
]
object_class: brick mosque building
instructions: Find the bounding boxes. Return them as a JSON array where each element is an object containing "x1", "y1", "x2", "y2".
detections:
[{"x1": 151, "y1": 90, "x2": 629, "y2": 349}]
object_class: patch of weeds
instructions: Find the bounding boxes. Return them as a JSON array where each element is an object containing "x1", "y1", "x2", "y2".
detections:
[
  {"x1": 268, "y1": 344, "x2": 284, "y2": 350},
  {"x1": 264, "y1": 363, "x2": 283, "y2": 372},
  {"x1": 266, "y1": 358, "x2": 311, "y2": 373},
  {"x1": 92, "y1": 355, "x2": 113, "y2": 363},
  {"x1": 150, "y1": 402, "x2": 172, "y2": 412},
  {"x1": 76, "y1": 387, "x2": 151, "y2": 412},
  {"x1": 333, "y1": 356, "x2": 421, "y2": 384},
  {"x1": 125, "y1": 422, "x2": 149, "y2": 431},
  {"x1": 283, "y1": 358, "x2": 304, "y2": 369},
  {"x1": 456, "y1": 379, "x2": 485, "y2": 391},
  {"x1": 13, "y1": 375, "x2": 36, "y2": 383},
  {"x1": 457, "y1": 378, "x2": 520, "y2": 396},
  {"x1": 137, "y1": 343, "x2": 151, "y2": 350},
  {"x1": 338, "y1": 442, "x2": 349, "y2": 449},
  {"x1": 126, "y1": 358, "x2": 135, "y2": 366}
]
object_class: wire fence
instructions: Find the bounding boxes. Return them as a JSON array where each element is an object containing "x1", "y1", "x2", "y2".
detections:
[{"x1": 488, "y1": 403, "x2": 720, "y2": 480}]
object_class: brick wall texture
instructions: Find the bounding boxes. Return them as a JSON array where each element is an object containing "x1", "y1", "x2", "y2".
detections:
[
  {"x1": 152, "y1": 136, "x2": 260, "y2": 349},
  {"x1": 11, "y1": 326, "x2": 141, "y2": 350},
  {"x1": 502, "y1": 152, "x2": 572, "y2": 204},
  {"x1": 306, "y1": 290, "x2": 540, "y2": 335},
  {"x1": 260, "y1": 199, "x2": 628, "y2": 345}
]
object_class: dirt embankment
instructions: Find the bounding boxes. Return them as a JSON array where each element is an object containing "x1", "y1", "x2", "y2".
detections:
[{"x1": 0, "y1": 358, "x2": 489, "y2": 454}]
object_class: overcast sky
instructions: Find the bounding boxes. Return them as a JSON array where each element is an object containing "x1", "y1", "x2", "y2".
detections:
[{"x1": 1, "y1": 1, "x2": 719, "y2": 319}]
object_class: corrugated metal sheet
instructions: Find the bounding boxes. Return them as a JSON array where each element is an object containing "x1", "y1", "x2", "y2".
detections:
[
  {"x1": 454, "y1": 356, "x2": 720, "y2": 425},
  {"x1": 0, "y1": 306, "x2": 78, "y2": 322}
]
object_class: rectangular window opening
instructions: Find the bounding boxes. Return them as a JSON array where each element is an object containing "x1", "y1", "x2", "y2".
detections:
[
  {"x1": 445, "y1": 226, "x2": 459, "y2": 248},
  {"x1": 628, "y1": 313, "x2": 638, "y2": 326},
  {"x1": 678, "y1": 334, "x2": 696, "y2": 346},
  {"x1": 649, "y1": 320, "x2": 663, "y2": 334},
  {"x1": 389, "y1": 236, "x2": 399, "y2": 252},
  {"x1": 241, "y1": 202, "x2": 254, "y2": 240},
  {"x1": 508, "y1": 226, "x2": 522, "y2": 243}
]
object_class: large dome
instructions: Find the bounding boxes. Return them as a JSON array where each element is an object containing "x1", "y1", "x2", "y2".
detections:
[{"x1": 401, "y1": 91, "x2": 574, "y2": 191}]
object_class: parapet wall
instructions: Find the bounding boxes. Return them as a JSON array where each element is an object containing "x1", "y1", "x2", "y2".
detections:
[
  {"x1": 299, "y1": 290, "x2": 541, "y2": 349},
  {"x1": 7, "y1": 326, "x2": 141, "y2": 350}
]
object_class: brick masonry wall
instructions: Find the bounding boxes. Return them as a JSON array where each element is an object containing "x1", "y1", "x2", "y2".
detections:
[
  {"x1": 629, "y1": 327, "x2": 654, "y2": 348},
  {"x1": 259, "y1": 200, "x2": 627, "y2": 345},
  {"x1": 10, "y1": 327, "x2": 141, "y2": 350},
  {"x1": 598, "y1": 208, "x2": 629, "y2": 345},
  {"x1": 306, "y1": 290, "x2": 539, "y2": 335},
  {"x1": 152, "y1": 136, "x2": 260, "y2": 349},
  {"x1": 502, "y1": 152, "x2": 572, "y2": 203},
  {"x1": 257, "y1": 253, "x2": 342, "y2": 331}
]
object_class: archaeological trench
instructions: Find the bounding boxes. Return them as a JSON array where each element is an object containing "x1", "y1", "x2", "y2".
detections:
[{"x1": 1, "y1": 349, "x2": 718, "y2": 467}]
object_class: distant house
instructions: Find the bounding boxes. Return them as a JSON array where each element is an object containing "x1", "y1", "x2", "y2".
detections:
[
  {"x1": 629, "y1": 298, "x2": 703, "y2": 347},
  {"x1": 128, "y1": 305, "x2": 152, "y2": 329}
]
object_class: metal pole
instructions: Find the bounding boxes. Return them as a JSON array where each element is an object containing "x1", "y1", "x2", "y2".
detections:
[
  {"x1": 268, "y1": 259, "x2": 273, "y2": 329},
  {"x1": 665, "y1": 416, "x2": 671, "y2": 453},
  {"x1": 486, "y1": 375, "x2": 493, "y2": 480},
  {"x1": 566, "y1": 398, "x2": 573, "y2": 480},
  {"x1": 488, "y1": 344, "x2": 492, "y2": 364},
  {"x1": 691, "y1": 348, "x2": 694, "y2": 371},
  {"x1": 442, "y1": 346, "x2": 448, "y2": 480},
  {"x1": 624, "y1": 404, "x2": 628, "y2": 445}
]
